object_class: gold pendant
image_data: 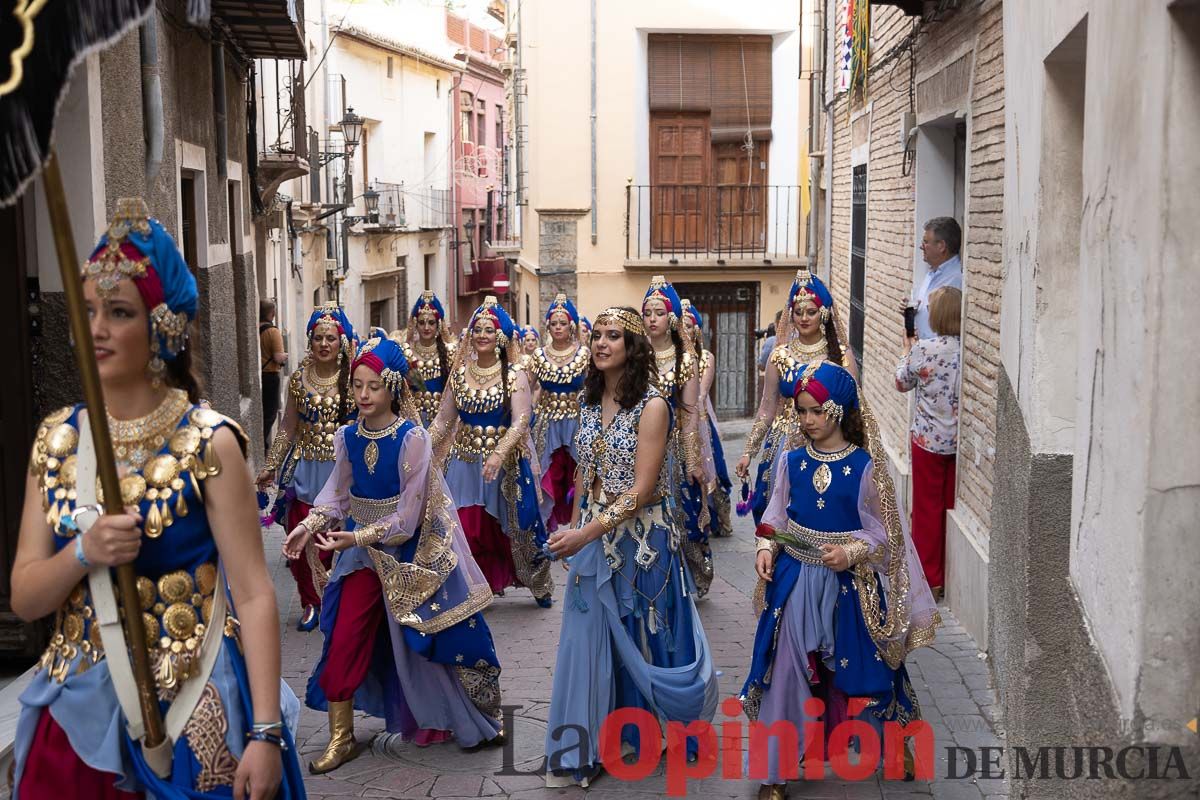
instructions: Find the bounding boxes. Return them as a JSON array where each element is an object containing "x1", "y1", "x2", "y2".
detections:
[
  {"x1": 364, "y1": 440, "x2": 379, "y2": 475},
  {"x1": 812, "y1": 462, "x2": 832, "y2": 495}
]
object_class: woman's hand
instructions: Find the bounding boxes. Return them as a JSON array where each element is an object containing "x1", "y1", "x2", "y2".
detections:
[
  {"x1": 548, "y1": 528, "x2": 591, "y2": 559},
  {"x1": 82, "y1": 509, "x2": 144, "y2": 567},
  {"x1": 820, "y1": 544, "x2": 850, "y2": 572},
  {"x1": 233, "y1": 739, "x2": 282, "y2": 800},
  {"x1": 689, "y1": 466, "x2": 706, "y2": 486},
  {"x1": 255, "y1": 470, "x2": 275, "y2": 492},
  {"x1": 314, "y1": 531, "x2": 356, "y2": 553},
  {"x1": 755, "y1": 549, "x2": 775, "y2": 582},
  {"x1": 282, "y1": 524, "x2": 310, "y2": 560},
  {"x1": 735, "y1": 454, "x2": 752, "y2": 480},
  {"x1": 482, "y1": 453, "x2": 503, "y2": 482}
]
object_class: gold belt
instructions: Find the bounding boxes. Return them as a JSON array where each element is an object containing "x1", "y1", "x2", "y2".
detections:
[
  {"x1": 39, "y1": 563, "x2": 235, "y2": 691},
  {"x1": 781, "y1": 520, "x2": 855, "y2": 567},
  {"x1": 452, "y1": 423, "x2": 508, "y2": 461},
  {"x1": 537, "y1": 393, "x2": 581, "y2": 421},
  {"x1": 297, "y1": 421, "x2": 338, "y2": 461},
  {"x1": 350, "y1": 492, "x2": 399, "y2": 525}
]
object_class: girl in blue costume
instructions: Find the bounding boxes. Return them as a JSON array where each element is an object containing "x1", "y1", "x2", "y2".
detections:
[
  {"x1": 530, "y1": 293, "x2": 589, "y2": 533},
  {"x1": 429, "y1": 297, "x2": 554, "y2": 606},
  {"x1": 642, "y1": 276, "x2": 714, "y2": 597},
  {"x1": 736, "y1": 269, "x2": 856, "y2": 525},
  {"x1": 257, "y1": 303, "x2": 357, "y2": 632},
  {"x1": 681, "y1": 300, "x2": 734, "y2": 538},
  {"x1": 742, "y1": 362, "x2": 940, "y2": 799},
  {"x1": 12, "y1": 198, "x2": 305, "y2": 799},
  {"x1": 283, "y1": 337, "x2": 503, "y2": 774},
  {"x1": 545, "y1": 307, "x2": 718, "y2": 787},
  {"x1": 396, "y1": 290, "x2": 458, "y2": 428}
]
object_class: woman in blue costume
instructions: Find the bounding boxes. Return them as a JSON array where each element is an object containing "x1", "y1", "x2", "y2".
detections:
[
  {"x1": 530, "y1": 293, "x2": 589, "y2": 533},
  {"x1": 283, "y1": 337, "x2": 503, "y2": 774},
  {"x1": 395, "y1": 290, "x2": 458, "y2": 428},
  {"x1": 257, "y1": 303, "x2": 357, "y2": 632},
  {"x1": 12, "y1": 198, "x2": 305, "y2": 799},
  {"x1": 742, "y1": 362, "x2": 940, "y2": 799},
  {"x1": 736, "y1": 269, "x2": 856, "y2": 525},
  {"x1": 681, "y1": 300, "x2": 733, "y2": 538},
  {"x1": 429, "y1": 296, "x2": 554, "y2": 607},
  {"x1": 544, "y1": 307, "x2": 718, "y2": 787},
  {"x1": 642, "y1": 276, "x2": 714, "y2": 597}
]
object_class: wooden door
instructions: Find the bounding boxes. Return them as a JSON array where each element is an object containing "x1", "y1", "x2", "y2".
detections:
[
  {"x1": 650, "y1": 112, "x2": 710, "y2": 254},
  {"x1": 712, "y1": 140, "x2": 769, "y2": 255},
  {"x1": 675, "y1": 281, "x2": 758, "y2": 418}
]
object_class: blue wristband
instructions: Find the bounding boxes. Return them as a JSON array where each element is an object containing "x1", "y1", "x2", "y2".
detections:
[{"x1": 74, "y1": 535, "x2": 91, "y2": 569}]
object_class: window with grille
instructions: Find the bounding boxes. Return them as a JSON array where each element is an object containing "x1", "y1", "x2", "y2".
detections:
[{"x1": 850, "y1": 165, "x2": 867, "y2": 370}]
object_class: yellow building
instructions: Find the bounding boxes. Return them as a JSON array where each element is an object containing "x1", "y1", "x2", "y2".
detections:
[{"x1": 501, "y1": 0, "x2": 816, "y2": 417}]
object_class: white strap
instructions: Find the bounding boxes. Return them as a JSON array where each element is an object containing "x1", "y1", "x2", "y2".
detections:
[
  {"x1": 77, "y1": 414, "x2": 146, "y2": 741},
  {"x1": 76, "y1": 414, "x2": 230, "y2": 760}
]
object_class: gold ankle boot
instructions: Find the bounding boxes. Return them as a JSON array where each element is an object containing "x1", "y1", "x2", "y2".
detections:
[
  {"x1": 756, "y1": 785, "x2": 786, "y2": 800},
  {"x1": 309, "y1": 700, "x2": 361, "y2": 774}
]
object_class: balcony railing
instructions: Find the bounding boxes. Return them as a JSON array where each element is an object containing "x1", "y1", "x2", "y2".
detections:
[
  {"x1": 625, "y1": 184, "x2": 803, "y2": 262},
  {"x1": 420, "y1": 187, "x2": 454, "y2": 229},
  {"x1": 372, "y1": 181, "x2": 406, "y2": 227}
]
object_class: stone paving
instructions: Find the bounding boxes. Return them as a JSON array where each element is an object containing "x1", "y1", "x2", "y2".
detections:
[{"x1": 267, "y1": 419, "x2": 1009, "y2": 799}]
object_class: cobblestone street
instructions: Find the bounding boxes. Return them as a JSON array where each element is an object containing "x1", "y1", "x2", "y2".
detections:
[{"x1": 264, "y1": 419, "x2": 1009, "y2": 800}]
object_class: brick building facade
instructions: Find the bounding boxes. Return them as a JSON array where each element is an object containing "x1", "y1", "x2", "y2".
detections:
[{"x1": 819, "y1": 0, "x2": 1003, "y2": 645}]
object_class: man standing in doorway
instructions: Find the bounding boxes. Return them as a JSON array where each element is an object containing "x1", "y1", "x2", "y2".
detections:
[
  {"x1": 908, "y1": 216, "x2": 963, "y2": 340},
  {"x1": 259, "y1": 299, "x2": 287, "y2": 450}
]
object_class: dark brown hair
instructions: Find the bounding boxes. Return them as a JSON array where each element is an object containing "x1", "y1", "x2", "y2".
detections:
[
  {"x1": 791, "y1": 393, "x2": 866, "y2": 449},
  {"x1": 166, "y1": 345, "x2": 204, "y2": 404},
  {"x1": 583, "y1": 308, "x2": 657, "y2": 410}
]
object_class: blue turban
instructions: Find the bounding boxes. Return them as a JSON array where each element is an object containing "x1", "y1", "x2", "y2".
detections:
[
  {"x1": 643, "y1": 274, "x2": 683, "y2": 329},
  {"x1": 469, "y1": 296, "x2": 517, "y2": 345},
  {"x1": 353, "y1": 337, "x2": 412, "y2": 400},
  {"x1": 545, "y1": 293, "x2": 580, "y2": 325},
  {"x1": 411, "y1": 290, "x2": 446, "y2": 322},
  {"x1": 794, "y1": 361, "x2": 859, "y2": 422},
  {"x1": 788, "y1": 268, "x2": 834, "y2": 322}
]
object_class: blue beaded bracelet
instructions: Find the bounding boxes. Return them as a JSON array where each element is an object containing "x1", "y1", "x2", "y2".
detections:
[{"x1": 246, "y1": 730, "x2": 288, "y2": 750}]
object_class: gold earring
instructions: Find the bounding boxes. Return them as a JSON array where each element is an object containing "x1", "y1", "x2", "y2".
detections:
[{"x1": 148, "y1": 355, "x2": 166, "y2": 388}]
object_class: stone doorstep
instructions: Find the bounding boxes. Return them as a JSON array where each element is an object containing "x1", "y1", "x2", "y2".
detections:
[{"x1": 0, "y1": 664, "x2": 38, "y2": 794}]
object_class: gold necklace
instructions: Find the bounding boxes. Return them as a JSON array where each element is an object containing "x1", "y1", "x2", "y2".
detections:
[
  {"x1": 654, "y1": 344, "x2": 676, "y2": 366},
  {"x1": 805, "y1": 442, "x2": 857, "y2": 463},
  {"x1": 306, "y1": 364, "x2": 340, "y2": 392},
  {"x1": 789, "y1": 337, "x2": 828, "y2": 360},
  {"x1": 547, "y1": 343, "x2": 578, "y2": 362},
  {"x1": 412, "y1": 340, "x2": 438, "y2": 359},
  {"x1": 108, "y1": 388, "x2": 191, "y2": 469},
  {"x1": 469, "y1": 359, "x2": 502, "y2": 383}
]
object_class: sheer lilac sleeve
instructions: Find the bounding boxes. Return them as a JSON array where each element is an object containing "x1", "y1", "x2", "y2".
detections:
[
  {"x1": 759, "y1": 445, "x2": 791, "y2": 533},
  {"x1": 353, "y1": 426, "x2": 432, "y2": 547},
  {"x1": 304, "y1": 426, "x2": 352, "y2": 533},
  {"x1": 742, "y1": 350, "x2": 782, "y2": 460}
]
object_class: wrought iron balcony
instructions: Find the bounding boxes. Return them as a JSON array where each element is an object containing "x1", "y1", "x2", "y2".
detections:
[
  {"x1": 420, "y1": 187, "x2": 454, "y2": 229},
  {"x1": 624, "y1": 183, "x2": 804, "y2": 264}
]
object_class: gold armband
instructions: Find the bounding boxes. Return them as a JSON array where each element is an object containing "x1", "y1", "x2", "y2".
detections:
[
  {"x1": 741, "y1": 418, "x2": 770, "y2": 462},
  {"x1": 842, "y1": 537, "x2": 874, "y2": 567},
  {"x1": 493, "y1": 413, "x2": 529, "y2": 462},
  {"x1": 596, "y1": 491, "x2": 639, "y2": 533},
  {"x1": 682, "y1": 429, "x2": 703, "y2": 476},
  {"x1": 264, "y1": 430, "x2": 291, "y2": 473},
  {"x1": 353, "y1": 522, "x2": 387, "y2": 548}
]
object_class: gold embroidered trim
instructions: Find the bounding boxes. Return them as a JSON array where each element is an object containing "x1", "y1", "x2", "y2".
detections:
[
  {"x1": 596, "y1": 491, "x2": 638, "y2": 533},
  {"x1": 741, "y1": 417, "x2": 771, "y2": 461},
  {"x1": 349, "y1": 493, "x2": 399, "y2": 525},
  {"x1": 182, "y1": 682, "x2": 239, "y2": 792}
]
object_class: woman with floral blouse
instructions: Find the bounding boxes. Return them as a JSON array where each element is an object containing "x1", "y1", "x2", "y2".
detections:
[{"x1": 895, "y1": 286, "x2": 962, "y2": 596}]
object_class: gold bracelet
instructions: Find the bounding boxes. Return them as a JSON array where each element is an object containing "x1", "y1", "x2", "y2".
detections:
[
  {"x1": 353, "y1": 522, "x2": 386, "y2": 548},
  {"x1": 842, "y1": 537, "x2": 873, "y2": 567},
  {"x1": 493, "y1": 412, "x2": 529, "y2": 462},
  {"x1": 741, "y1": 418, "x2": 770, "y2": 462},
  {"x1": 596, "y1": 491, "x2": 639, "y2": 533},
  {"x1": 264, "y1": 431, "x2": 291, "y2": 473},
  {"x1": 302, "y1": 506, "x2": 339, "y2": 535}
]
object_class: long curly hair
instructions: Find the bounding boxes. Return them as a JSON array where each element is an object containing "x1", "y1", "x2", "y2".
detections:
[
  {"x1": 583, "y1": 308, "x2": 657, "y2": 410},
  {"x1": 165, "y1": 344, "x2": 204, "y2": 403}
]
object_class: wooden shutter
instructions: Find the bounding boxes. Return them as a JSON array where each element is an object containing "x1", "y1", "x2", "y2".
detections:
[
  {"x1": 648, "y1": 35, "x2": 711, "y2": 113},
  {"x1": 710, "y1": 36, "x2": 772, "y2": 143}
]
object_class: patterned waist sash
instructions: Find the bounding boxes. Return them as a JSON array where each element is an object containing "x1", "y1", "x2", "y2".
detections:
[
  {"x1": 350, "y1": 492, "x2": 400, "y2": 526},
  {"x1": 781, "y1": 519, "x2": 857, "y2": 567}
]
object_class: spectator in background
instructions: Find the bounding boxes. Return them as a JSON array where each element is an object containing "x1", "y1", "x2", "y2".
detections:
[
  {"x1": 905, "y1": 216, "x2": 963, "y2": 340},
  {"x1": 895, "y1": 286, "x2": 962, "y2": 598},
  {"x1": 259, "y1": 299, "x2": 287, "y2": 448},
  {"x1": 756, "y1": 310, "x2": 782, "y2": 378}
]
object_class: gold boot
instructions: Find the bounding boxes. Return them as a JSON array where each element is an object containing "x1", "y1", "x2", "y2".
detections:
[
  {"x1": 756, "y1": 785, "x2": 786, "y2": 800},
  {"x1": 309, "y1": 700, "x2": 362, "y2": 774}
]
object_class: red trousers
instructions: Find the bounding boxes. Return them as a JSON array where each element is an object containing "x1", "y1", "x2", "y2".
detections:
[
  {"x1": 540, "y1": 447, "x2": 576, "y2": 532},
  {"x1": 287, "y1": 500, "x2": 333, "y2": 609},
  {"x1": 910, "y1": 438, "x2": 956, "y2": 589},
  {"x1": 319, "y1": 568, "x2": 386, "y2": 701},
  {"x1": 19, "y1": 710, "x2": 143, "y2": 798},
  {"x1": 458, "y1": 505, "x2": 517, "y2": 593}
]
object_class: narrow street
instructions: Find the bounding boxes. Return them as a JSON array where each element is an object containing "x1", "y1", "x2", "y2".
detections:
[{"x1": 268, "y1": 420, "x2": 1007, "y2": 800}]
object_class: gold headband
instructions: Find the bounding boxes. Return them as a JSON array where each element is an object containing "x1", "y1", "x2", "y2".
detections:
[{"x1": 594, "y1": 307, "x2": 646, "y2": 336}]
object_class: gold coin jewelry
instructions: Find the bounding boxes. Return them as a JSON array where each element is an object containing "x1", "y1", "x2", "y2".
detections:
[
  {"x1": 108, "y1": 388, "x2": 191, "y2": 469},
  {"x1": 468, "y1": 358, "x2": 503, "y2": 384},
  {"x1": 789, "y1": 337, "x2": 829, "y2": 361},
  {"x1": 306, "y1": 365, "x2": 341, "y2": 394},
  {"x1": 412, "y1": 340, "x2": 439, "y2": 360},
  {"x1": 546, "y1": 343, "x2": 578, "y2": 363}
]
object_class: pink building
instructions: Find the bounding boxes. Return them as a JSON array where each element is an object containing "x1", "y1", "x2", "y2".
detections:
[{"x1": 447, "y1": 12, "x2": 509, "y2": 323}]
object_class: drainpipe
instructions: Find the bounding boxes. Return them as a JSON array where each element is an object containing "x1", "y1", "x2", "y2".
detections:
[
  {"x1": 589, "y1": 0, "x2": 597, "y2": 245},
  {"x1": 140, "y1": 13, "x2": 163, "y2": 181},
  {"x1": 213, "y1": 43, "x2": 228, "y2": 181}
]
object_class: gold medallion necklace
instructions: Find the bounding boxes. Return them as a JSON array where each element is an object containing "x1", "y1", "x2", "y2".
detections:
[
  {"x1": 789, "y1": 337, "x2": 828, "y2": 361},
  {"x1": 108, "y1": 388, "x2": 191, "y2": 469},
  {"x1": 306, "y1": 364, "x2": 340, "y2": 393},
  {"x1": 469, "y1": 358, "x2": 502, "y2": 384}
]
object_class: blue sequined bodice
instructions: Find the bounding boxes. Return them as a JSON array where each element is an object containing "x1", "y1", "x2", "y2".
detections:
[
  {"x1": 784, "y1": 444, "x2": 871, "y2": 533},
  {"x1": 576, "y1": 388, "x2": 671, "y2": 499}
]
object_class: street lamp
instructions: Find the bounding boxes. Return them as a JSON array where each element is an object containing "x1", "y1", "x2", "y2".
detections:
[
  {"x1": 363, "y1": 186, "x2": 380, "y2": 222},
  {"x1": 463, "y1": 216, "x2": 477, "y2": 271},
  {"x1": 340, "y1": 107, "x2": 364, "y2": 152}
]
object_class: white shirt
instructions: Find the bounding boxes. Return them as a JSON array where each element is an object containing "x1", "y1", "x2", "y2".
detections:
[{"x1": 912, "y1": 254, "x2": 963, "y2": 340}]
